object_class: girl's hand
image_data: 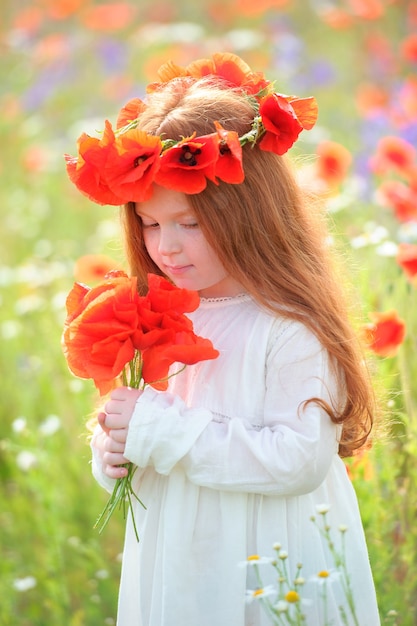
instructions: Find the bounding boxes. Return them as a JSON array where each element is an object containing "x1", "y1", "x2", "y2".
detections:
[{"x1": 98, "y1": 386, "x2": 142, "y2": 479}]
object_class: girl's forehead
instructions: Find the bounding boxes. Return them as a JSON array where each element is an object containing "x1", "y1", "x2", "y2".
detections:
[{"x1": 134, "y1": 186, "x2": 194, "y2": 217}]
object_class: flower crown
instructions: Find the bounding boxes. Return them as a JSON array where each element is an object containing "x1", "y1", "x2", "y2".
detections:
[{"x1": 65, "y1": 52, "x2": 318, "y2": 206}]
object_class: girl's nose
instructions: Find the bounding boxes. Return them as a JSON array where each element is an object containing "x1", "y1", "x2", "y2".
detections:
[{"x1": 158, "y1": 226, "x2": 181, "y2": 256}]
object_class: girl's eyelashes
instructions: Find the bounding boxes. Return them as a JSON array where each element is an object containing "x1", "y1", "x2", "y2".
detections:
[{"x1": 140, "y1": 220, "x2": 199, "y2": 229}]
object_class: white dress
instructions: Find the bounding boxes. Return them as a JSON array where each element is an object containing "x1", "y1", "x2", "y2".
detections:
[{"x1": 91, "y1": 295, "x2": 380, "y2": 626}]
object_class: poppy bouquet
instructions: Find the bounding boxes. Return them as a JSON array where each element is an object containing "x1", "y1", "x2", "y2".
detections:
[
  {"x1": 62, "y1": 270, "x2": 219, "y2": 540},
  {"x1": 64, "y1": 52, "x2": 318, "y2": 205}
]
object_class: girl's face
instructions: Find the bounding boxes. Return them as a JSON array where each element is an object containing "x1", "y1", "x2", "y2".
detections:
[{"x1": 135, "y1": 185, "x2": 243, "y2": 298}]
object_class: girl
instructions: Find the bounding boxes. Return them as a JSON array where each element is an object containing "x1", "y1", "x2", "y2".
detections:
[{"x1": 67, "y1": 53, "x2": 380, "y2": 625}]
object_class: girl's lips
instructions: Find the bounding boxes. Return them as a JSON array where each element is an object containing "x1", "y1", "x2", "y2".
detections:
[{"x1": 165, "y1": 264, "x2": 192, "y2": 275}]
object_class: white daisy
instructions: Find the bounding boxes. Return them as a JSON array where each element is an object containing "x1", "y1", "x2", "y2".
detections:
[
  {"x1": 239, "y1": 554, "x2": 274, "y2": 567},
  {"x1": 245, "y1": 585, "x2": 276, "y2": 603}
]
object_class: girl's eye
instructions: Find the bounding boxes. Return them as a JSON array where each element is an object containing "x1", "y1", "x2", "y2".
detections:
[
  {"x1": 182, "y1": 222, "x2": 199, "y2": 229},
  {"x1": 142, "y1": 222, "x2": 159, "y2": 229}
]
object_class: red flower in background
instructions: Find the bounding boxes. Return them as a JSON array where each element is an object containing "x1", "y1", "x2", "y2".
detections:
[
  {"x1": 376, "y1": 179, "x2": 417, "y2": 222},
  {"x1": 401, "y1": 33, "x2": 417, "y2": 64},
  {"x1": 363, "y1": 310, "x2": 406, "y2": 357},
  {"x1": 399, "y1": 77, "x2": 417, "y2": 122},
  {"x1": 236, "y1": 0, "x2": 290, "y2": 17},
  {"x1": 315, "y1": 140, "x2": 352, "y2": 186},
  {"x1": 79, "y1": 2, "x2": 137, "y2": 31},
  {"x1": 348, "y1": 0, "x2": 384, "y2": 20},
  {"x1": 355, "y1": 82, "x2": 389, "y2": 118},
  {"x1": 370, "y1": 136, "x2": 416, "y2": 177},
  {"x1": 396, "y1": 243, "x2": 417, "y2": 283}
]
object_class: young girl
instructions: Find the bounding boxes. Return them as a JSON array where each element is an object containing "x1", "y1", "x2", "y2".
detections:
[{"x1": 67, "y1": 53, "x2": 380, "y2": 625}]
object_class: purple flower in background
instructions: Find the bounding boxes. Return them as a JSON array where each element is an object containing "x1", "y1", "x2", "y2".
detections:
[
  {"x1": 95, "y1": 38, "x2": 128, "y2": 74},
  {"x1": 21, "y1": 62, "x2": 75, "y2": 111}
]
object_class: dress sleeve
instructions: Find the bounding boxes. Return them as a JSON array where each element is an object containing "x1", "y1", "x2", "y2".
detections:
[{"x1": 124, "y1": 322, "x2": 342, "y2": 496}]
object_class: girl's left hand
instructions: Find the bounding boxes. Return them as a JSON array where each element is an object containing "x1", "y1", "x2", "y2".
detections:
[{"x1": 98, "y1": 386, "x2": 142, "y2": 479}]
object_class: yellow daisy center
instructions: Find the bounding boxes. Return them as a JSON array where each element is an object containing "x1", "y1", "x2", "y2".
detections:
[
  {"x1": 253, "y1": 588, "x2": 265, "y2": 597},
  {"x1": 285, "y1": 590, "x2": 300, "y2": 603}
]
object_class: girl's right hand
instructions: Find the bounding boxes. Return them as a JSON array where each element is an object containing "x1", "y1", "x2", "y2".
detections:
[{"x1": 96, "y1": 386, "x2": 142, "y2": 479}]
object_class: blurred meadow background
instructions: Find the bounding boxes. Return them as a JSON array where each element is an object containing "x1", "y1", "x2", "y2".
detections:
[{"x1": 1, "y1": 0, "x2": 417, "y2": 624}]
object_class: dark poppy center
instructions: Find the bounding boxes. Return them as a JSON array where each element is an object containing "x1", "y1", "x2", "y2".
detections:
[
  {"x1": 179, "y1": 145, "x2": 201, "y2": 166},
  {"x1": 134, "y1": 155, "x2": 149, "y2": 167},
  {"x1": 219, "y1": 143, "x2": 231, "y2": 156}
]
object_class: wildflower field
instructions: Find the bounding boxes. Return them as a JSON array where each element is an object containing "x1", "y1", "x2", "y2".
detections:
[{"x1": 1, "y1": 1, "x2": 416, "y2": 624}]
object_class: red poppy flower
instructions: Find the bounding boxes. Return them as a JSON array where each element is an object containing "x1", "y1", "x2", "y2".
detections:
[
  {"x1": 348, "y1": 0, "x2": 384, "y2": 20},
  {"x1": 320, "y1": 8, "x2": 354, "y2": 29},
  {"x1": 46, "y1": 0, "x2": 84, "y2": 20},
  {"x1": 401, "y1": 33, "x2": 417, "y2": 63},
  {"x1": 62, "y1": 272, "x2": 219, "y2": 394},
  {"x1": 187, "y1": 52, "x2": 270, "y2": 95},
  {"x1": 287, "y1": 95, "x2": 318, "y2": 130},
  {"x1": 141, "y1": 330, "x2": 219, "y2": 390},
  {"x1": 79, "y1": 2, "x2": 137, "y2": 31},
  {"x1": 149, "y1": 52, "x2": 270, "y2": 97},
  {"x1": 107, "y1": 127, "x2": 162, "y2": 202},
  {"x1": 145, "y1": 273, "x2": 200, "y2": 313},
  {"x1": 355, "y1": 82, "x2": 389, "y2": 117},
  {"x1": 396, "y1": 242, "x2": 417, "y2": 283},
  {"x1": 116, "y1": 98, "x2": 147, "y2": 129},
  {"x1": 363, "y1": 310, "x2": 406, "y2": 357},
  {"x1": 62, "y1": 271, "x2": 141, "y2": 395},
  {"x1": 258, "y1": 94, "x2": 304, "y2": 155},
  {"x1": 151, "y1": 60, "x2": 191, "y2": 86},
  {"x1": 155, "y1": 133, "x2": 219, "y2": 193},
  {"x1": 399, "y1": 77, "x2": 417, "y2": 121},
  {"x1": 376, "y1": 179, "x2": 417, "y2": 222},
  {"x1": 213, "y1": 122, "x2": 244, "y2": 184},
  {"x1": 316, "y1": 141, "x2": 352, "y2": 186},
  {"x1": 133, "y1": 273, "x2": 219, "y2": 390},
  {"x1": 370, "y1": 136, "x2": 416, "y2": 177},
  {"x1": 65, "y1": 120, "x2": 122, "y2": 206},
  {"x1": 131, "y1": 275, "x2": 200, "y2": 352},
  {"x1": 236, "y1": 0, "x2": 289, "y2": 17}
]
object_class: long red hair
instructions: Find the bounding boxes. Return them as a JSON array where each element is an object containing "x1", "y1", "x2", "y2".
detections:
[{"x1": 120, "y1": 77, "x2": 374, "y2": 457}]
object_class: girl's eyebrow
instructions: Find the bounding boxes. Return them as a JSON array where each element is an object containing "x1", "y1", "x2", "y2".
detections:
[{"x1": 137, "y1": 209, "x2": 195, "y2": 220}]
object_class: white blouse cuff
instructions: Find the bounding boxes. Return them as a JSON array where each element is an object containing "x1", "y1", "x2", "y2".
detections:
[{"x1": 124, "y1": 386, "x2": 212, "y2": 474}]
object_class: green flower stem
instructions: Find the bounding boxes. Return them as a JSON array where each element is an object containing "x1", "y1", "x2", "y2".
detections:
[
  {"x1": 314, "y1": 514, "x2": 360, "y2": 626},
  {"x1": 93, "y1": 463, "x2": 146, "y2": 541},
  {"x1": 239, "y1": 116, "x2": 265, "y2": 147}
]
